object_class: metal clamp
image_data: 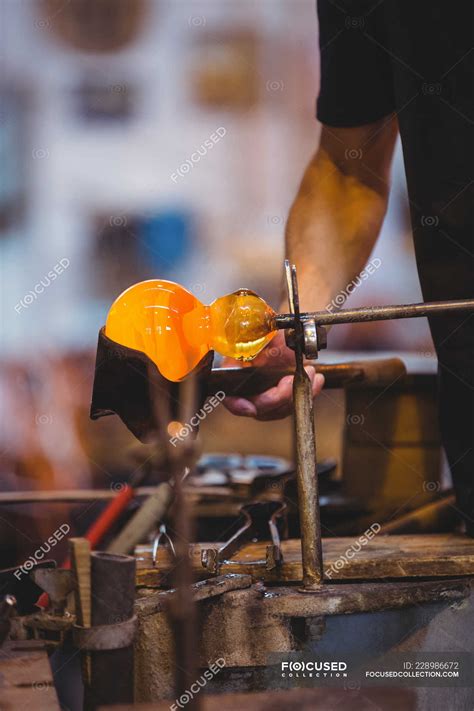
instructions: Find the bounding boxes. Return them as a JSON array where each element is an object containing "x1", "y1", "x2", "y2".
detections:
[
  {"x1": 284, "y1": 314, "x2": 327, "y2": 360},
  {"x1": 73, "y1": 615, "x2": 137, "y2": 651},
  {"x1": 152, "y1": 523, "x2": 176, "y2": 566}
]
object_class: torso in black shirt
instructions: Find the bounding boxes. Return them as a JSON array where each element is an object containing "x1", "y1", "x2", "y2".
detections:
[{"x1": 317, "y1": 0, "x2": 474, "y2": 532}]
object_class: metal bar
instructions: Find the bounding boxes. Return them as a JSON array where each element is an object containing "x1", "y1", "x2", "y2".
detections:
[
  {"x1": 284, "y1": 261, "x2": 323, "y2": 590},
  {"x1": 293, "y1": 372, "x2": 323, "y2": 589},
  {"x1": 285, "y1": 259, "x2": 296, "y2": 315},
  {"x1": 106, "y1": 483, "x2": 174, "y2": 555},
  {"x1": 275, "y1": 298, "x2": 474, "y2": 329},
  {"x1": 144, "y1": 362, "x2": 200, "y2": 709},
  {"x1": 0, "y1": 485, "x2": 179, "y2": 505}
]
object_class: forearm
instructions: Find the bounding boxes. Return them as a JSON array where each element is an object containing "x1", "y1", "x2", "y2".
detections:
[{"x1": 284, "y1": 120, "x2": 397, "y2": 311}]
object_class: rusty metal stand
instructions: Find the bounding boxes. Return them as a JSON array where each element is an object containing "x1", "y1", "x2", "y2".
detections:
[
  {"x1": 148, "y1": 366, "x2": 202, "y2": 711},
  {"x1": 284, "y1": 261, "x2": 323, "y2": 591},
  {"x1": 282, "y1": 264, "x2": 474, "y2": 592}
]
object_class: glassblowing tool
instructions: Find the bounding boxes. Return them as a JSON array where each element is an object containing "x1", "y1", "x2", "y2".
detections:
[{"x1": 201, "y1": 501, "x2": 287, "y2": 575}]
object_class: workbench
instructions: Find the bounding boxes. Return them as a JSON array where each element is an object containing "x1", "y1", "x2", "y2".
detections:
[{"x1": 0, "y1": 640, "x2": 61, "y2": 710}]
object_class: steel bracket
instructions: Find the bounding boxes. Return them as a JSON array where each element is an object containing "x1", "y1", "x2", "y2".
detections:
[{"x1": 73, "y1": 615, "x2": 137, "y2": 651}]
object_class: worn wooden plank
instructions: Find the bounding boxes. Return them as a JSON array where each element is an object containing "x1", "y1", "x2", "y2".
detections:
[
  {"x1": 0, "y1": 642, "x2": 52, "y2": 686},
  {"x1": 0, "y1": 685, "x2": 60, "y2": 711},
  {"x1": 260, "y1": 578, "x2": 472, "y2": 617},
  {"x1": 0, "y1": 641, "x2": 60, "y2": 710},
  {"x1": 136, "y1": 533, "x2": 474, "y2": 585}
]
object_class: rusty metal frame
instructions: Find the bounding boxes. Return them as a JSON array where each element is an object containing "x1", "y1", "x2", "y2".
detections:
[{"x1": 284, "y1": 261, "x2": 323, "y2": 590}]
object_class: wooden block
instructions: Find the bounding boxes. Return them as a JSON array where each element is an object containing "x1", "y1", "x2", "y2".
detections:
[
  {"x1": 345, "y1": 385, "x2": 440, "y2": 446},
  {"x1": 342, "y1": 443, "x2": 441, "y2": 507},
  {"x1": 70, "y1": 537, "x2": 91, "y2": 627}
]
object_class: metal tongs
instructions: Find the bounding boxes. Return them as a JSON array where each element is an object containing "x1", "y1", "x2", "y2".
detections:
[{"x1": 201, "y1": 501, "x2": 287, "y2": 575}]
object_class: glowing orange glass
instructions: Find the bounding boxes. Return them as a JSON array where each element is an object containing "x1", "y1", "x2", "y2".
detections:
[{"x1": 105, "y1": 280, "x2": 277, "y2": 382}]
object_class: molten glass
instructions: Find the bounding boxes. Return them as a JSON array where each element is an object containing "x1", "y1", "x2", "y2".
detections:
[{"x1": 105, "y1": 280, "x2": 277, "y2": 381}]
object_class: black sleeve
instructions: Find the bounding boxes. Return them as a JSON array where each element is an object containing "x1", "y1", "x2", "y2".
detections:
[{"x1": 316, "y1": 0, "x2": 395, "y2": 127}]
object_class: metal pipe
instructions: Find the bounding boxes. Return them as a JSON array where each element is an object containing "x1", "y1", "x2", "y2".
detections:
[
  {"x1": 86, "y1": 552, "x2": 136, "y2": 710},
  {"x1": 275, "y1": 298, "x2": 474, "y2": 329}
]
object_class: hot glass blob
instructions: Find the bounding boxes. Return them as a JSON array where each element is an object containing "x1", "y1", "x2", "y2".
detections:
[{"x1": 105, "y1": 279, "x2": 277, "y2": 381}]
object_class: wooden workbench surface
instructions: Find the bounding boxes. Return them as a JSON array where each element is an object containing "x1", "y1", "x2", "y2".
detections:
[
  {"x1": 136, "y1": 533, "x2": 474, "y2": 585},
  {"x1": 0, "y1": 640, "x2": 60, "y2": 710}
]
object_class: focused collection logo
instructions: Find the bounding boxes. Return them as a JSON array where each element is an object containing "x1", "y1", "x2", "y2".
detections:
[{"x1": 281, "y1": 660, "x2": 348, "y2": 678}]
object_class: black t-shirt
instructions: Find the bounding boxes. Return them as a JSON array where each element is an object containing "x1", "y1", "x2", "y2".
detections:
[
  {"x1": 316, "y1": 0, "x2": 473, "y2": 358},
  {"x1": 316, "y1": 0, "x2": 474, "y2": 532},
  {"x1": 316, "y1": 0, "x2": 473, "y2": 280}
]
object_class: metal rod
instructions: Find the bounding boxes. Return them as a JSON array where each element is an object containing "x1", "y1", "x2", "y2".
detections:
[
  {"x1": 168, "y1": 375, "x2": 201, "y2": 711},
  {"x1": 284, "y1": 261, "x2": 323, "y2": 590},
  {"x1": 106, "y1": 483, "x2": 174, "y2": 555},
  {"x1": 293, "y1": 371, "x2": 323, "y2": 589},
  {"x1": 275, "y1": 298, "x2": 474, "y2": 329}
]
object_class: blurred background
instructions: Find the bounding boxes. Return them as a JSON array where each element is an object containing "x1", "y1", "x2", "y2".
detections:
[{"x1": 1, "y1": 0, "x2": 435, "y2": 565}]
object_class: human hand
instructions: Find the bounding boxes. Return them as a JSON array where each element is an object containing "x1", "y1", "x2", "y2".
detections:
[{"x1": 222, "y1": 330, "x2": 324, "y2": 421}]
